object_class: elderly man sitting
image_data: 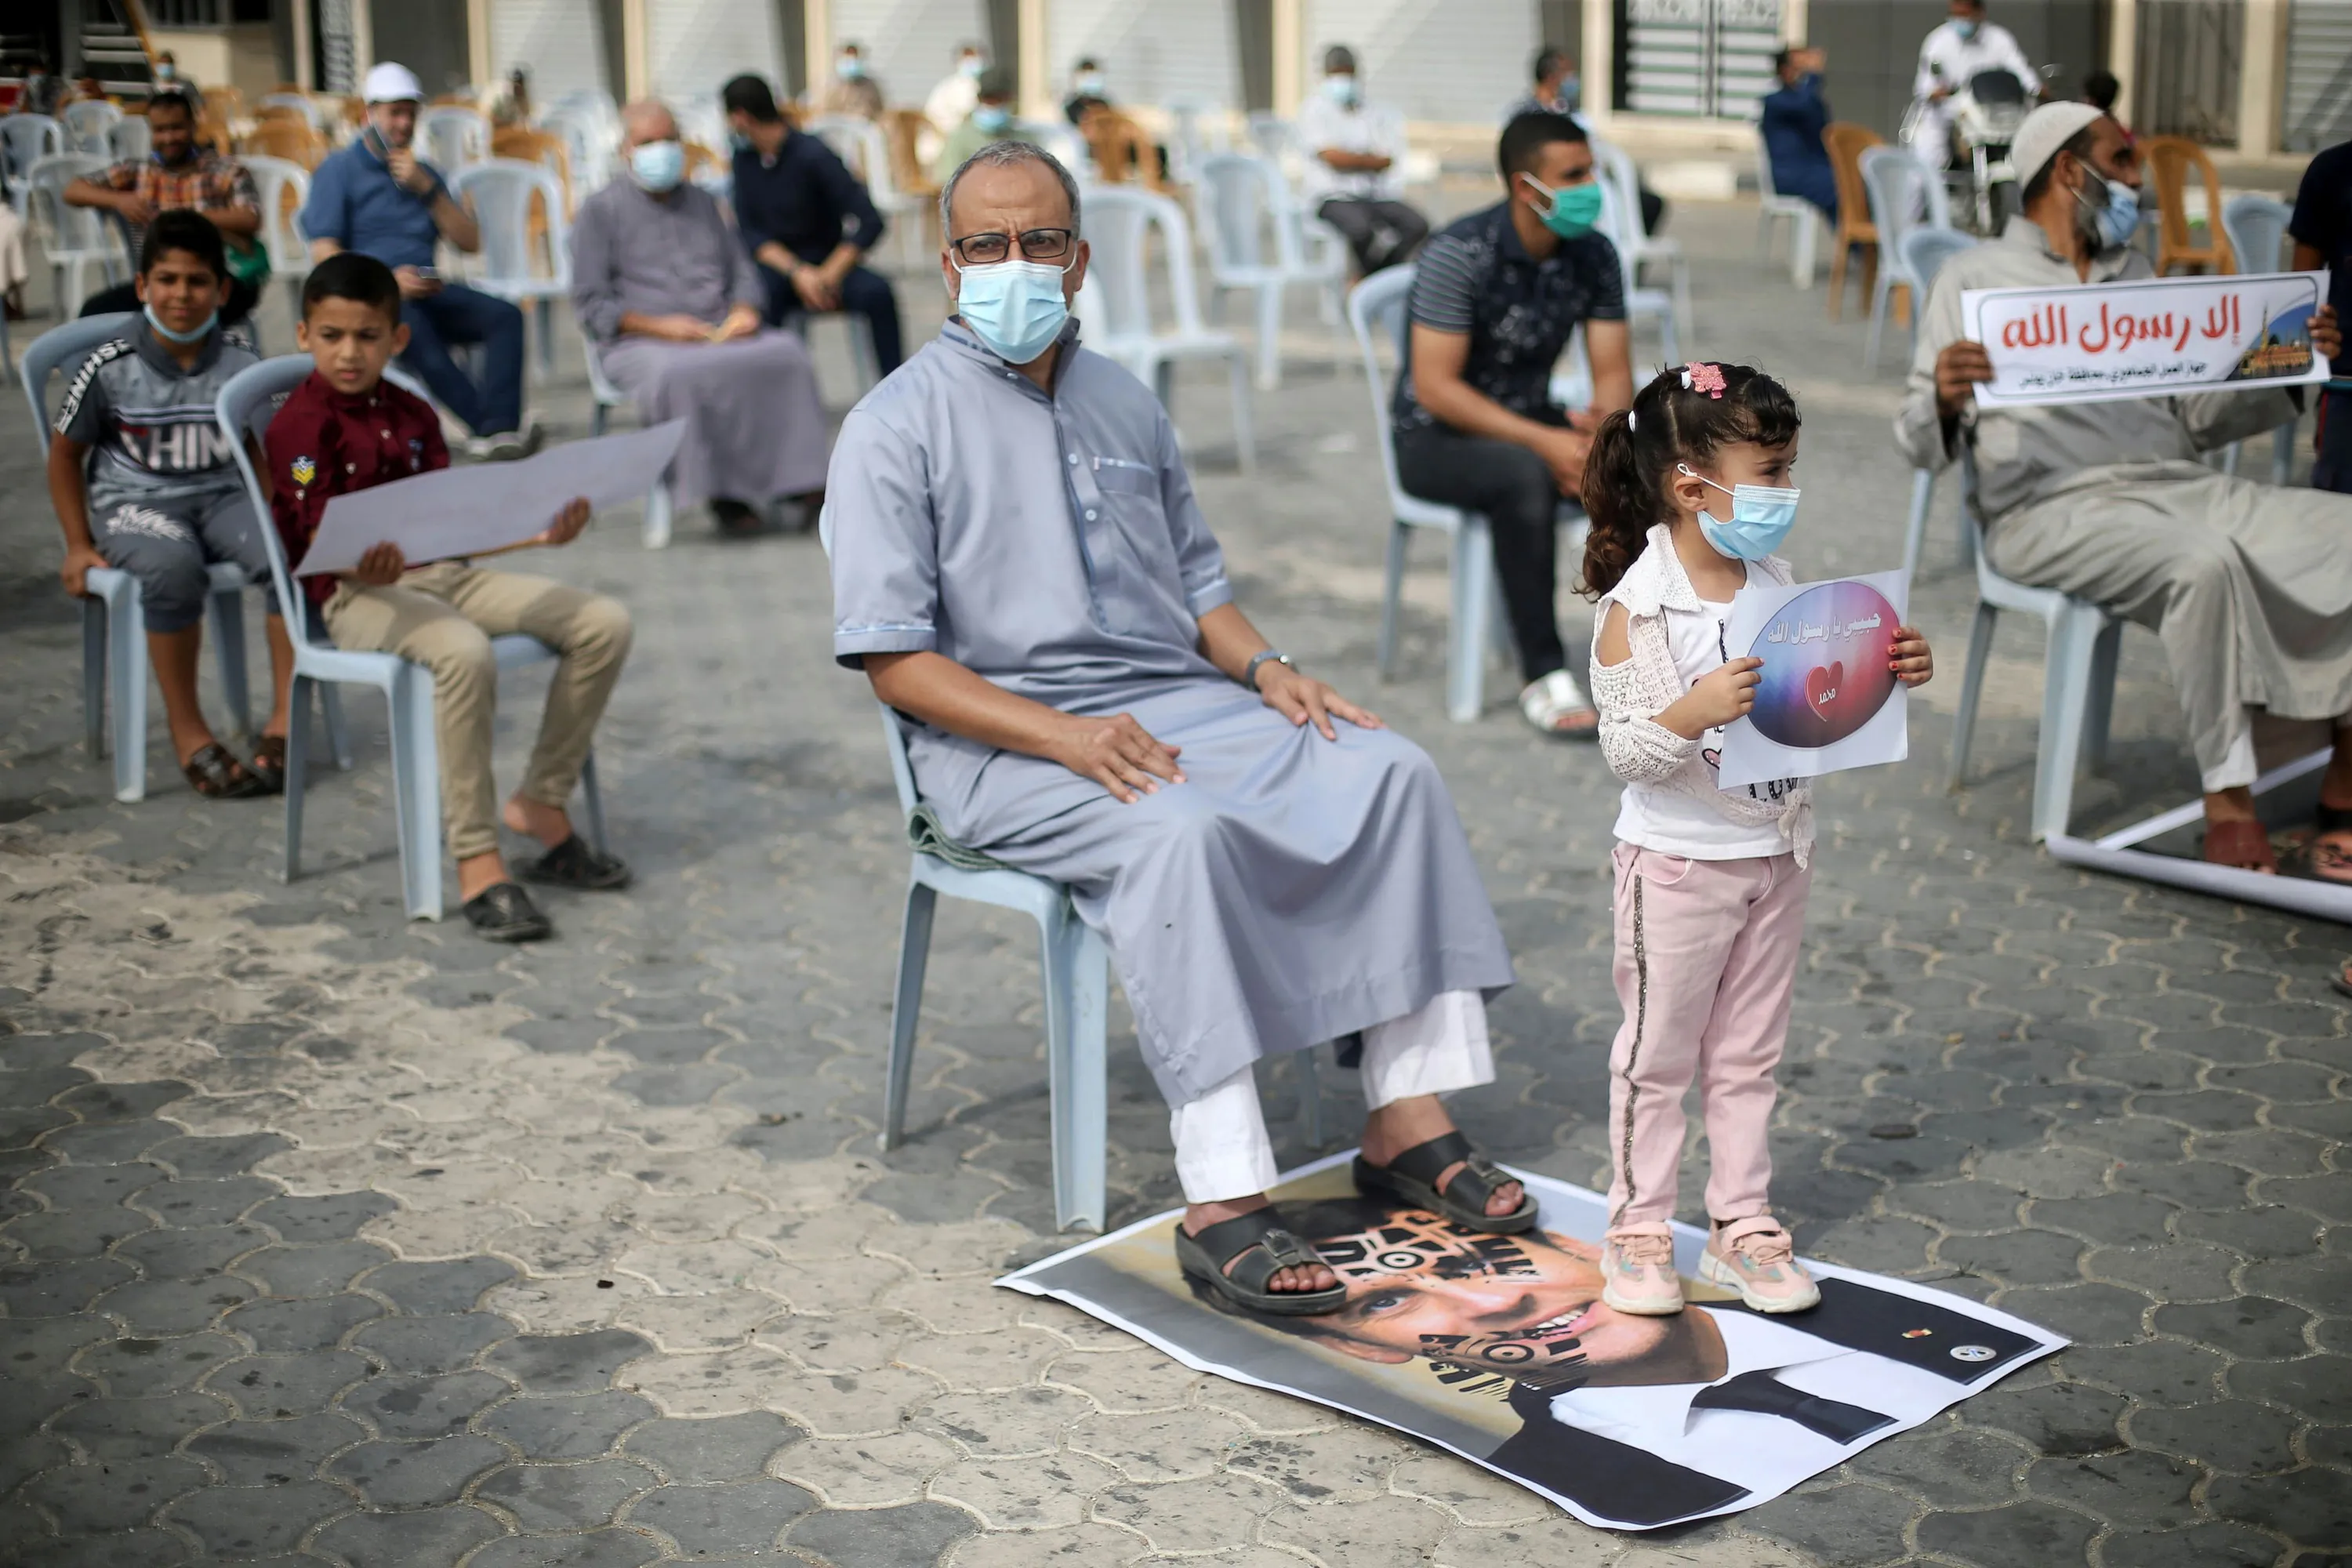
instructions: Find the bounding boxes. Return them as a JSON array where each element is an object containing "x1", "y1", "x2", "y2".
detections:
[
  {"x1": 828, "y1": 141, "x2": 1521, "y2": 1312},
  {"x1": 1901, "y1": 102, "x2": 2352, "y2": 877},
  {"x1": 570, "y1": 100, "x2": 829, "y2": 535}
]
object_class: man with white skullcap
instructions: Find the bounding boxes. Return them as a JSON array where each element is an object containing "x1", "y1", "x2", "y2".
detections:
[{"x1": 1896, "y1": 101, "x2": 2352, "y2": 880}]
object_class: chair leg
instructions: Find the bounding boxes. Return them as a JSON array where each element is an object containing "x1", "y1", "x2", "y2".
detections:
[
  {"x1": 283, "y1": 674, "x2": 311, "y2": 883},
  {"x1": 1377, "y1": 520, "x2": 1409, "y2": 681},
  {"x1": 209, "y1": 586, "x2": 250, "y2": 737},
  {"x1": 535, "y1": 298, "x2": 554, "y2": 377},
  {"x1": 82, "y1": 597, "x2": 107, "y2": 758},
  {"x1": 388, "y1": 665, "x2": 445, "y2": 920},
  {"x1": 1793, "y1": 211, "x2": 1817, "y2": 289},
  {"x1": 318, "y1": 681, "x2": 354, "y2": 770},
  {"x1": 1298, "y1": 1043, "x2": 1324, "y2": 1149},
  {"x1": 1042, "y1": 896, "x2": 1110, "y2": 1232},
  {"x1": 591, "y1": 402, "x2": 609, "y2": 437},
  {"x1": 2273, "y1": 419, "x2": 2296, "y2": 488},
  {"x1": 1226, "y1": 353, "x2": 1255, "y2": 474},
  {"x1": 1864, "y1": 273, "x2": 1889, "y2": 371},
  {"x1": 579, "y1": 750, "x2": 609, "y2": 855},
  {"x1": 1828, "y1": 236, "x2": 1847, "y2": 320},
  {"x1": 2031, "y1": 604, "x2": 2101, "y2": 843},
  {"x1": 1947, "y1": 600, "x2": 1999, "y2": 791},
  {"x1": 1901, "y1": 468, "x2": 1935, "y2": 583},
  {"x1": 107, "y1": 586, "x2": 147, "y2": 804},
  {"x1": 644, "y1": 479, "x2": 673, "y2": 550},
  {"x1": 2219, "y1": 440, "x2": 2241, "y2": 477},
  {"x1": 880, "y1": 876, "x2": 938, "y2": 1153},
  {"x1": 1254, "y1": 284, "x2": 1282, "y2": 391},
  {"x1": 1448, "y1": 518, "x2": 1496, "y2": 724},
  {"x1": 2082, "y1": 617, "x2": 2123, "y2": 774}
]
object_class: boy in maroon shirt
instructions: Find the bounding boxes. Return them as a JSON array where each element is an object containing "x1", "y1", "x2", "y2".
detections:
[{"x1": 267, "y1": 252, "x2": 633, "y2": 941}]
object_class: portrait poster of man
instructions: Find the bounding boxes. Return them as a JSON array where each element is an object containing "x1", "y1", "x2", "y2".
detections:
[{"x1": 1000, "y1": 1155, "x2": 2063, "y2": 1530}]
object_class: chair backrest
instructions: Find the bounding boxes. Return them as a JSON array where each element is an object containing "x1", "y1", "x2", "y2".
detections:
[
  {"x1": 490, "y1": 126, "x2": 572, "y2": 210},
  {"x1": 20, "y1": 312, "x2": 136, "y2": 455},
  {"x1": 241, "y1": 154, "x2": 314, "y2": 271},
  {"x1": 1823, "y1": 122, "x2": 1883, "y2": 236},
  {"x1": 256, "y1": 92, "x2": 332, "y2": 134},
  {"x1": 106, "y1": 114, "x2": 150, "y2": 162},
  {"x1": 1080, "y1": 187, "x2": 1210, "y2": 346},
  {"x1": 242, "y1": 117, "x2": 324, "y2": 170},
  {"x1": 1345, "y1": 265, "x2": 1417, "y2": 511},
  {"x1": 2221, "y1": 193, "x2": 2292, "y2": 274},
  {"x1": 537, "y1": 105, "x2": 614, "y2": 195},
  {"x1": 2, "y1": 114, "x2": 65, "y2": 180},
  {"x1": 420, "y1": 106, "x2": 489, "y2": 176},
  {"x1": 1197, "y1": 152, "x2": 1294, "y2": 276},
  {"x1": 1592, "y1": 176, "x2": 1647, "y2": 303},
  {"x1": 881, "y1": 109, "x2": 935, "y2": 196},
  {"x1": 1860, "y1": 144, "x2": 1939, "y2": 264},
  {"x1": 1085, "y1": 112, "x2": 1160, "y2": 191},
  {"x1": 1244, "y1": 112, "x2": 1290, "y2": 160},
  {"x1": 28, "y1": 154, "x2": 118, "y2": 253},
  {"x1": 63, "y1": 99, "x2": 121, "y2": 151},
  {"x1": 215, "y1": 356, "x2": 319, "y2": 649},
  {"x1": 452, "y1": 160, "x2": 568, "y2": 288},
  {"x1": 1901, "y1": 226, "x2": 1978, "y2": 300},
  {"x1": 1592, "y1": 140, "x2": 1652, "y2": 245},
  {"x1": 1754, "y1": 132, "x2": 1782, "y2": 202},
  {"x1": 2142, "y1": 135, "x2": 2233, "y2": 268},
  {"x1": 202, "y1": 85, "x2": 246, "y2": 123}
]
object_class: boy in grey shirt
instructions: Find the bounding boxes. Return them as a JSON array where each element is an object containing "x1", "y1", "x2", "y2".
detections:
[{"x1": 47, "y1": 210, "x2": 280, "y2": 798}]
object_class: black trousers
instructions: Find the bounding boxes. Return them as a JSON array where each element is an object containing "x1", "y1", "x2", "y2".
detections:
[
  {"x1": 2317, "y1": 387, "x2": 2352, "y2": 495},
  {"x1": 82, "y1": 275, "x2": 260, "y2": 325},
  {"x1": 1317, "y1": 198, "x2": 1429, "y2": 275},
  {"x1": 1395, "y1": 416, "x2": 1570, "y2": 683},
  {"x1": 758, "y1": 263, "x2": 905, "y2": 375}
]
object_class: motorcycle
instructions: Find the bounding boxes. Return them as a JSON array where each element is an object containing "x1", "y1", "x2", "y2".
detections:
[{"x1": 1901, "y1": 64, "x2": 2049, "y2": 233}]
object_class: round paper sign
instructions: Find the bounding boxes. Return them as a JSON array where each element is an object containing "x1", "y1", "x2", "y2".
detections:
[{"x1": 1744, "y1": 581, "x2": 1901, "y2": 749}]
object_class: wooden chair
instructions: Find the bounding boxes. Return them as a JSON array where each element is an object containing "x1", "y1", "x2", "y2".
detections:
[
  {"x1": 1823, "y1": 122, "x2": 1883, "y2": 321},
  {"x1": 1083, "y1": 111, "x2": 1161, "y2": 191},
  {"x1": 241, "y1": 118, "x2": 324, "y2": 171},
  {"x1": 201, "y1": 85, "x2": 246, "y2": 125},
  {"x1": 683, "y1": 140, "x2": 726, "y2": 187},
  {"x1": 884, "y1": 109, "x2": 942, "y2": 252},
  {"x1": 2141, "y1": 136, "x2": 2234, "y2": 275},
  {"x1": 492, "y1": 125, "x2": 573, "y2": 212}
]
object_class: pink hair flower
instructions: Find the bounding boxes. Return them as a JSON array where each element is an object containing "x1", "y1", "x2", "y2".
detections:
[{"x1": 1682, "y1": 361, "x2": 1726, "y2": 399}]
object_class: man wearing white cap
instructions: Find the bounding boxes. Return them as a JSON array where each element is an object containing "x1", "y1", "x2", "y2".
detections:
[
  {"x1": 1897, "y1": 102, "x2": 2352, "y2": 880},
  {"x1": 300, "y1": 63, "x2": 535, "y2": 459}
]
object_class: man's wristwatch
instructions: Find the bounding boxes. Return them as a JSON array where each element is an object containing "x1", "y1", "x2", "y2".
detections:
[{"x1": 1243, "y1": 650, "x2": 1294, "y2": 691}]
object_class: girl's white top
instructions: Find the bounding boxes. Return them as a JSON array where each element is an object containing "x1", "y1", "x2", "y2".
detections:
[{"x1": 1588, "y1": 524, "x2": 1813, "y2": 865}]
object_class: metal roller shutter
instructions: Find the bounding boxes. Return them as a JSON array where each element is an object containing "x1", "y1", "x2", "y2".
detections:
[
  {"x1": 826, "y1": 0, "x2": 989, "y2": 111},
  {"x1": 1620, "y1": 0, "x2": 1781, "y2": 119},
  {"x1": 2284, "y1": 0, "x2": 2352, "y2": 151},
  {"x1": 648, "y1": 0, "x2": 787, "y2": 121},
  {"x1": 490, "y1": 0, "x2": 613, "y2": 107},
  {"x1": 1045, "y1": 0, "x2": 1239, "y2": 110},
  {"x1": 1304, "y1": 0, "x2": 1537, "y2": 125}
]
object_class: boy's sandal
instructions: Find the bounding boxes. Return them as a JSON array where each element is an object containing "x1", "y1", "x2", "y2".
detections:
[
  {"x1": 182, "y1": 743, "x2": 268, "y2": 800},
  {"x1": 246, "y1": 735, "x2": 287, "y2": 795},
  {"x1": 2201, "y1": 818, "x2": 2278, "y2": 874},
  {"x1": 1174, "y1": 1210, "x2": 1347, "y2": 1317},
  {"x1": 1520, "y1": 670, "x2": 1599, "y2": 740},
  {"x1": 1354, "y1": 1131, "x2": 1539, "y2": 1234}
]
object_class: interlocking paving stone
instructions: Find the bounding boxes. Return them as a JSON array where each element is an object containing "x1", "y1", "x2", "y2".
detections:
[
  {"x1": 783, "y1": 1499, "x2": 977, "y2": 1566},
  {"x1": 339, "y1": 1369, "x2": 514, "y2": 1439},
  {"x1": 627, "y1": 1478, "x2": 818, "y2": 1553},
  {"x1": 326, "y1": 1432, "x2": 512, "y2": 1508},
  {"x1": 481, "y1": 1390, "x2": 662, "y2": 1459},
  {"x1": 474, "y1": 1455, "x2": 662, "y2": 1530}
]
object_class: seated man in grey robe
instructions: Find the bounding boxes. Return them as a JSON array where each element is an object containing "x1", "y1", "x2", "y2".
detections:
[
  {"x1": 570, "y1": 100, "x2": 829, "y2": 536},
  {"x1": 827, "y1": 142, "x2": 1525, "y2": 1314},
  {"x1": 1900, "y1": 102, "x2": 2352, "y2": 877}
]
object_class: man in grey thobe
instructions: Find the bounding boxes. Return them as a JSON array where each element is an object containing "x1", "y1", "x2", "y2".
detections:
[
  {"x1": 829, "y1": 141, "x2": 1525, "y2": 1311},
  {"x1": 1900, "y1": 103, "x2": 2352, "y2": 877},
  {"x1": 570, "y1": 100, "x2": 829, "y2": 535}
]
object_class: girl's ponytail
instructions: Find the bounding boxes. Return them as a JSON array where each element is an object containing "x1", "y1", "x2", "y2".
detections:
[{"x1": 1578, "y1": 405, "x2": 1654, "y2": 599}]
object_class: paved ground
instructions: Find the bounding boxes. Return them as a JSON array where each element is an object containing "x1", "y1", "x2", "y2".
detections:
[{"x1": 2, "y1": 193, "x2": 2348, "y2": 1568}]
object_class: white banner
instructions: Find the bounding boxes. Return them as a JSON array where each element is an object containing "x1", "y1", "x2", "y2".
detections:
[{"x1": 1960, "y1": 270, "x2": 2330, "y2": 408}]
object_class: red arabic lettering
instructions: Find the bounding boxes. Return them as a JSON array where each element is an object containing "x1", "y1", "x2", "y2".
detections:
[
  {"x1": 2002, "y1": 302, "x2": 2067, "y2": 350},
  {"x1": 2200, "y1": 294, "x2": 2241, "y2": 341}
]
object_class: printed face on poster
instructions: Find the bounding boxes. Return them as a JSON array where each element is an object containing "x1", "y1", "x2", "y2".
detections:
[
  {"x1": 1000, "y1": 1156, "x2": 2063, "y2": 1531},
  {"x1": 1716, "y1": 569, "x2": 1911, "y2": 790},
  {"x1": 1961, "y1": 270, "x2": 2330, "y2": 408}
]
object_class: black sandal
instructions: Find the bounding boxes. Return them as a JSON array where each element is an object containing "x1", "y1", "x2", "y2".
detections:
[
  {"x1": 1354, "y1": 1131, "x2": 1538, "y2": 1234},
  {"x1": 463, "y1": 882, "x2": 554, "y2": 943},
  {"x1": 181, "y1": 742, "x2": 268, "y2": 800},
  {"x1": 247, "y1": 734, "x2": 286, "y2": 795},
  {"x1": 1174, "y1": 1210, "x2": 1346, "y2": 1316},
  {"x1": 517, "y1": 833, "x2": 632, "y2": 891}
]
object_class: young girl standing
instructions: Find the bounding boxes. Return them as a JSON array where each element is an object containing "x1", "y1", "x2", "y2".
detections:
[{"x1": 1580, "y1": 361, "x2": 1934, "y2": 1316}]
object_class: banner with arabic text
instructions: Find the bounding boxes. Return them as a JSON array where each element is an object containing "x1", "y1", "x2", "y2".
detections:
[{"x1": 1960, "y1": 270, "x2": 2329, "y2": 407}]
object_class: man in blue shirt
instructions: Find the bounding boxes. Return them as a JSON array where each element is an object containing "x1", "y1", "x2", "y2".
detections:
[
  {"x1": 300, "y1": 61, "x2": 533, "y2": 458},
  {"x1": 721, "y1": 74, "x2": 902, "y2": 374},
  {"x1": 1759, "y1": 48, "x2": 1836, "y2": 222}
]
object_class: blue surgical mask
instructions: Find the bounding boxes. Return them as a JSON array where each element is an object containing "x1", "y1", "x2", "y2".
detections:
[
  {"x1": 1954, "y1": 18, "x2": 1980, "y2": 39},
  {"x1": 838, "y1": 56, "x2": 865, "y2": 79},
  {"x1": 960, "y1": 57, "x2": 984, "y2": 79},
  {"x1": 1679, "y1": 463, "x2": 1800, "y2": 561},
  {"x1": 630, "y1": 139, "x2": 685, "y2": 191},
  {"x1": 1323, "y1": 75, "x2": 1359, "y2": 107},
  {"x1": 1074, "y1": 72, "x2": 1104, "y2": 95},
  {"x1": 1559, "y1": 73, "x2": 1581, "y2": 110},
  {"x1": 728, "y1": 131, "x2": 751, "y2": 152},
  {"x1": 972, "y1": 103, "x2": 1011, "y2": 133},
  {"x1": 953, "y1": 256, "x2": 1070, "y2": 365},
  {"x1": 2078, "y1": 171, "x2": 2140, "y2": 250},
  {"x1": 154, "y1": 63, "x2": 176, "y2": 81},
  {"x1": 143, "y1": 304, "x2": 217, "y2": 345}
]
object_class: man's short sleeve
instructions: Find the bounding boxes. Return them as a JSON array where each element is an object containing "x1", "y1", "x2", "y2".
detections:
[
  {"x1": 299, "y1": 152, "x2": 349, "y2": 248},
  {"x1": 101, "y1": 159, "x2": 140, "y2": 192},
  {"x1": 1407, "y1": 232, "x2": 1481, "y2": 333},
  {"x1": 1578, "y1": 231, "x2": 1628, "y2": 322},
  {"x1": 53, "y1": 344, "x2": 118, "y2": 445},
  {"x1": 828, "y1": 410, "x2": 941, "y2": 668}
]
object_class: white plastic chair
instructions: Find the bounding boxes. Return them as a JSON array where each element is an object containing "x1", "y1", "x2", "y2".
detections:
[
  {"x1": 20, "y1": 314, "x2": 254, "y2": 803},
  {"x1": 1755, "y1": 132, "x2": 1820, "y2": 288},
  {"x1": 1946, "y1": 450, "x2": 2122, "y2": 842},
  {"x1": 1594, "y1": 176, "x2": 1679, "y2": 365},
  {"x1": 1077, "y1": 187, "x2": 1254, "y2": 472},
  {"x1": 216, "y1": 355, "x2": 611, "y2": 920},
  {"x1": 1195, "y1": 153, "x2": 1348, "y2": 391},
  {"x1": 2220, "y1": 194, "x2": 2299, "y2": 488},
  {"x1": 451, "y1": 159, "x2": 568, "y2": 375},
  {"x1": 1593, "y1": 139, "x2": 1691, "y2": 348},
  {"x1": 804, "y1": 114, "x2": 923, "y2": 274},
  {"x1": 536, "y1": 104, "x2": 615, "y2": 201},
  {"x1": 419, "y1": 106, "x2": 490, "y2": 176},
  {"x1": 1860, "y1": 146, "x2": 1955, "y2": 372},
  {"x1": 581, "y1": 339, "x2": 677, "y2": 549},
  {"x1": 28, "y1": 154, "x2": 126, "y2": 307},
  {"x1": 104, "y1": 114, "x2": 149, "y2": 162},
  {"x1": 241, "y1": 154, "x2": 314, "y2": 281},
  {"x1": 2, "y1": 114, "x2": 65, "y2": 214},
  {"x1": 1899, "y1": 227, "x2": 1985, "y2": 582},
  {"x1": 258, "y1": 92, "x2": 336, "y2": 136},
  {"x1": 62, "y1": 100, "x2": 121, "y2": 154},
  {"x1": 1244, "y1": 113, "x2": 1290, "y2": 160}
]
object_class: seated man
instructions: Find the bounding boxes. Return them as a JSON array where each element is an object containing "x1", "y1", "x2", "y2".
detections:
[
  {"x1": 814, "y1": 42, "x2": 885, "y2": 122},
  {"x1": 1906, "y1": 0, "x2": 2041, "y2": 168},
  {"x1": 722, "y1": 73, "x2": 903, "y2": 376},
  {"x1": 931, "y1": 67, "x2": 1033, "y2": 187},
  {"x1": 1396, "y1": 113, "x2": 1633, "y2": 738},
  {"x1": 67, "y1": 88, "x2": 266, "y2": 324},
  {"x1": 1759, "y1": 48, "x2": 1836, "y2": 221},
  {"x1": 1297, "y1": 46, "x2": 1428, "y2": 276},
  {"x1": 571, "y1": 100, "x2": 831, "y2": 536},
  {"x1": 2290, "y1": 133, "x2": 2351, "y2": 495},
  {"x1": 45, "y1": 210, "x2": 281, "y2": 799},
  {"x1": 303, "y1": 62, "x2": 535, "y2": 459},
  {"x1": 829, "y1": 142, "x2": 1522, "y2": 1313},
  {"x1": 267, "y1": 252, "x2": 633, "y2": 942},
  {"x1": 1903, "y1": 103, "x2": 2352, "y2": 877}
]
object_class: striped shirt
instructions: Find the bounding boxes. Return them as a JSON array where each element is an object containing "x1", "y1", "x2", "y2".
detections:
[
  {"x1": 55, "y1": 317, "x2": 258, "y2": 513},
  {"x1": 1391, "y1": 199, "x2": 1624, "y2": 439}
]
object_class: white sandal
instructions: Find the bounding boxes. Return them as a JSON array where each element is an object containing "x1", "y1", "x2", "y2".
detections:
[{"x1": 1519, "y1": 670, "x2": 1599, "y2": 740}]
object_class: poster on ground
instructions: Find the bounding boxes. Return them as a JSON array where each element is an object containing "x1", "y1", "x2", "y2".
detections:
[
  {"x1": 1000, "y1": 1155, "x2": 2063, "y2": 1531},
  {"x1": 1960, "y1": 270, "x2": 2330, "y2": 408},
  {"x1": 1715, "y1": 568, "x2": 1911, "y2": 792}
]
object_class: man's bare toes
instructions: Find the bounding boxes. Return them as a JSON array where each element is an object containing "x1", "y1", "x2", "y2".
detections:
[{"x1": 1489, "y1": 1181, "x2": 1524, "y2": 1218}]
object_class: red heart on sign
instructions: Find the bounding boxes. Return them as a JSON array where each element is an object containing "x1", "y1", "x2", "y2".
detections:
[{"x1": 1805, "y1": 661, "x2": 1845, "y2": 722}]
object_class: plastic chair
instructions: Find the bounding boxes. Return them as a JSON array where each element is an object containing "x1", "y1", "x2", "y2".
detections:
[
  {"x1": 216, "y1": 356, "x2": 611, "y2": 920},
  {"x1": 1898, "y1": 227, "x2": 1984, "y2": 581},
  {"x1": 28, "y1": 154, "x2": 126, "y2": 307},
  {"x1": 257, "y1": 92, "x2": 336, "y2": 135},
  {"x1": 2142, "y1": 136, "x2": 2233, "y2": 276},
  {"x1": 451, "y1": 159, "x2": 569, "y2": 376},
  {"x1": 1593, "y1": 139, "x2": 1691, "y2": 349},
  {"x1": 1755, "y1": 132, "x2": 1820, "y2": 288},
  {"x1": 536, "y1": 104, "x2": 615, "y2": 204},
  {"x1": 104, "y1": 115, "x2": 149, "y2": 162},
  {"x1": 419, "y1": 106, "x2": 491, "y2": 177},
  {"x1": 61, "y1": 100, "x2": 121, "y2": 154},
  {"x1": 1195, "y1": 153, "x2": 1348, "y2": 390},
  {"x1": 1244, "y1": 113, "x2": 1290, "y2": 160},
  {"x1": 239, "y1": 116, "x2": 325, "y2": 171},
  {"x1": 1860, "y1": 146, "x2": 1954, "y2": 371},
  {"x1": 3, "y1": 115, "x2": 65, "y2": 214},
  {"x1": 1076, "y1": 187, "x2": 1254, "y2": 472},
  {"x1": 2220, "y1": 194, "x2": 2299, "y2": 488},
  {"x1": 1823, "y1": 122, "x2": 1884, "y2": 321},
  {"x1": 804, "y1": 114, "x2": 924, "y2": 274},
  {"x1": 1945, "y1": 451, "x2": 2121, "y2": 842},
  {"x1": 581, "y1": 339, "x2": 678, "y2": 549},
  {"x1": 1592, "y1": 176, "x2": 1679, "y2": 364},
  {"x1": 241, "y1": 154, "x2": 314, "y2": 286},
  {"x1": 20, "y1": 314, "x2": 254, "y2": 803}
]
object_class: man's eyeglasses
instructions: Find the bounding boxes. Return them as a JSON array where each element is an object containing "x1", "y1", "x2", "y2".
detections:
[{"x1": 949, "y1": 228, "x2": 1075, "y2": 266}]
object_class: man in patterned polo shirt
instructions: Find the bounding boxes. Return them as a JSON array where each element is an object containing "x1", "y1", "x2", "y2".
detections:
[
  {"x1": 66, "y1": 89, "x2": 265, "y2": 324},
  {"x1": 1394, "y1": 111, "x2": 1634, "y2": 739}
]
